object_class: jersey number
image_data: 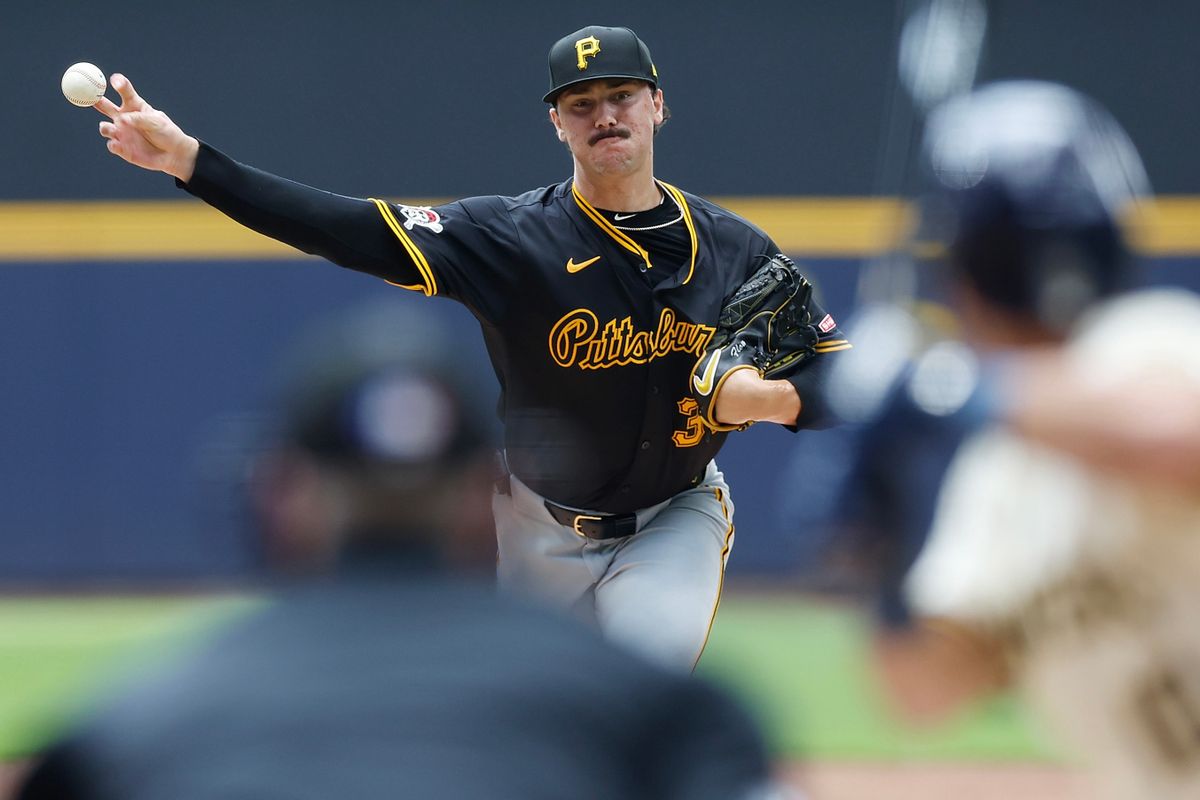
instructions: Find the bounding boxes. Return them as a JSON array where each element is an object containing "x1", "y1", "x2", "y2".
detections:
[
  {"x1": 672, "y1": 398, "x2": 705, "y2": 448},
  {"x1": 1133, "y1": 662, "x2": 1200, "y2": 771}
]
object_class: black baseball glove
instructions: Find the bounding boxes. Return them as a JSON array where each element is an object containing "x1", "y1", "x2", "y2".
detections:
[{"x1": 689, "y1": 254, "x2": 820, "y2": 431}]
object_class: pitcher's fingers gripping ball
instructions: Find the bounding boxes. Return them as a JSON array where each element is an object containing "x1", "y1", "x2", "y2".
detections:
[
  {"x1": 689, "y1": 254, "x2": 820, "y2": 431},
  {"x1": 61, "y1": 62, "x2": 107, "y2": 107}
]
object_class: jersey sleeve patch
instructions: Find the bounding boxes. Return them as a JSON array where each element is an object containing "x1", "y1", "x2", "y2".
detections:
[
  {"x1": 395, "y1": 204, "x2": 444, "y2": 233},
  {"x1": 370, "y1": 198, "x2": 439, "y2": 297}
]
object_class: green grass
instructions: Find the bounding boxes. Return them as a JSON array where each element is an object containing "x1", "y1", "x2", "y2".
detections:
[
  {"x1": 0, "y1": 595, "x2": 251, "y2": 759},
  {"x1": 0, "y1": 592, "x2": 1060, "y2": 761}
]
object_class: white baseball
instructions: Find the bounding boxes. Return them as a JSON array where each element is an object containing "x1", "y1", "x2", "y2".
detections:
[{"x1": 61, "y1": 62, "x2": 107, "y2": 108}]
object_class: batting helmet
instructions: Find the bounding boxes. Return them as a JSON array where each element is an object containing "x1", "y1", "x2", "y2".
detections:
[{"x1": 919, "y1": 81, "x2": 1150, "y2": 330}]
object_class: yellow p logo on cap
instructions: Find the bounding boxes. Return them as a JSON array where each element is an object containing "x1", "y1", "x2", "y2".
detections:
[{"x1": 575, "y1": 36, "x2": 601, "y2": 70}]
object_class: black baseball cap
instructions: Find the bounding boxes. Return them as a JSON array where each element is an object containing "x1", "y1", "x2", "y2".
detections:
[{"x1": 543, "y1": 25, "x2": 659, "y2": 104}]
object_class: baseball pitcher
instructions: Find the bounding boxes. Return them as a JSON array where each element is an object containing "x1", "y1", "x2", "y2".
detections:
[{"x1": 89, "y1": 25, "x2": 851, "y2": 670}]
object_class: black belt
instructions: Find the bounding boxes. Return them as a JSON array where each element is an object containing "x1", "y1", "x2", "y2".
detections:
[{"x1": 543, "y1": 500, "x2": 639, "y2": 540}]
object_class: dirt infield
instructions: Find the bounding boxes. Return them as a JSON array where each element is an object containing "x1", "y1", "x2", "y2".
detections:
[
  {"x1": 786, "y1": 762, "x2": 1095, "y2": 800},
  {"x1": 1, "y1": 760, "x2": 1096, "y2": 799}
]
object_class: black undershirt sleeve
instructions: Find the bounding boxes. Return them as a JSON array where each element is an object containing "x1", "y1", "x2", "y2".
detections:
[
  {"x1": 786, "y1": 352, "x2": 844, "y2": 430},
  {"x1": 177, "y1": 141, "x2": 422, "y2": 285}
]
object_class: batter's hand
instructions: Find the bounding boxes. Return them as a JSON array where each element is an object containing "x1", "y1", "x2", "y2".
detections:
[{"x1": 95, "y1": 74, "x2": 199, "y2": 183}]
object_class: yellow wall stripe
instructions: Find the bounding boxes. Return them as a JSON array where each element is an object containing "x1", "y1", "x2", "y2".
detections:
[
  {"x1": 0, "y1": 200, "x2": 308, "y2": 261},
  {"x1": 2, "y1": 197, "x2": 1200, "y2": 261}
]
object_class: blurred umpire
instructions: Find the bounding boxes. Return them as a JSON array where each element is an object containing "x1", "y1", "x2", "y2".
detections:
[{"x1": 15, "y1": 302, "x2": 788, "y2": 800}]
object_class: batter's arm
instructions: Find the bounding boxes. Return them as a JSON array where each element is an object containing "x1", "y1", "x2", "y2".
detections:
[
  {"x1": 1003, "y1": 352, "x2": 1200, "y2": 492},
  {"x1": 873, "y1": 617, "x2": 1010, "y2": 725}
]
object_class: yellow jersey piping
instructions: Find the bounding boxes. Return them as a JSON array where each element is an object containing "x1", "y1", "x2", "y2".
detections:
[
  {"x1": 691, "y1": 485, "x2": 735, "y2": 672},
  {"x1": 370, "y1": 198, "x2": 438, "y2": 297},
  {"x1": 570, "y1": 183, "x2": 653, "y2": 269},
  {"x1": 658, "y1": 181, "x2": 699, "y2": 285}
]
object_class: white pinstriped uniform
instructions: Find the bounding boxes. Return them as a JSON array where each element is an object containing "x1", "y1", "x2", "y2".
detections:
[{"x1": 907, "y1": 290, "x2": 1200, "y2": 799}]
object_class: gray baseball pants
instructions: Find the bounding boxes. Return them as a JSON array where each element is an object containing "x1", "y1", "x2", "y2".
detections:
[{"x1": 492, "y1": 460, "x2": 735, "y2": 671}]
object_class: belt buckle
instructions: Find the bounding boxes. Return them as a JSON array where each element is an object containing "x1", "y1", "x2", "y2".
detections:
[{"x1": 572, "y1": 513, "x2": 604, "y2": 538}]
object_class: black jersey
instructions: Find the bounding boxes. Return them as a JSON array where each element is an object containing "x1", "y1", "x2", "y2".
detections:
[{"x1": 182, "y1": 143, "x2": 849, "y2": 512}]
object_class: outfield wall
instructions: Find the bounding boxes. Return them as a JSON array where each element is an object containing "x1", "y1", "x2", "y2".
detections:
[
  {"x1": 2, "y1": 226, "x2": 1196, "y2": 580},
  {"x1": 4, "y1": 0, "x2": 1199, "y2": 579}
]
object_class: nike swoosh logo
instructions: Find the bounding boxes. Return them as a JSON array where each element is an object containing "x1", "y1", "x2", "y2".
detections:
[
  {"x1": 566, "y1": 256, "x2": 601, "y2": 274},
  {"x1": 692, "y1": 349, "x2": 723, "y2": 396},
  {"x1": 613, "y1": 213, "x2": 636, "y2": 221}
]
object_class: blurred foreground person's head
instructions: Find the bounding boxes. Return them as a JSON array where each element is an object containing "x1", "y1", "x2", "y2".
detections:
[
  {"x1": 918, "y1": 80, "x2": 1150, "y2": 344},
  {"x1": 252, "y1": 301, "x2": 498, "y2": 572}
]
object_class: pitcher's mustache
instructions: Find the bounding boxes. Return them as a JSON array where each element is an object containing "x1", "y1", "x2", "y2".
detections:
[{"x1": 589, "y1": 129, "x2": 631, "y2": 146}]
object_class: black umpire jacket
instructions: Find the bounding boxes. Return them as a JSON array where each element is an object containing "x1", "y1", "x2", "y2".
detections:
[{"x1": 17, "y1": 539, "x2": 773, "y2": 800}]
